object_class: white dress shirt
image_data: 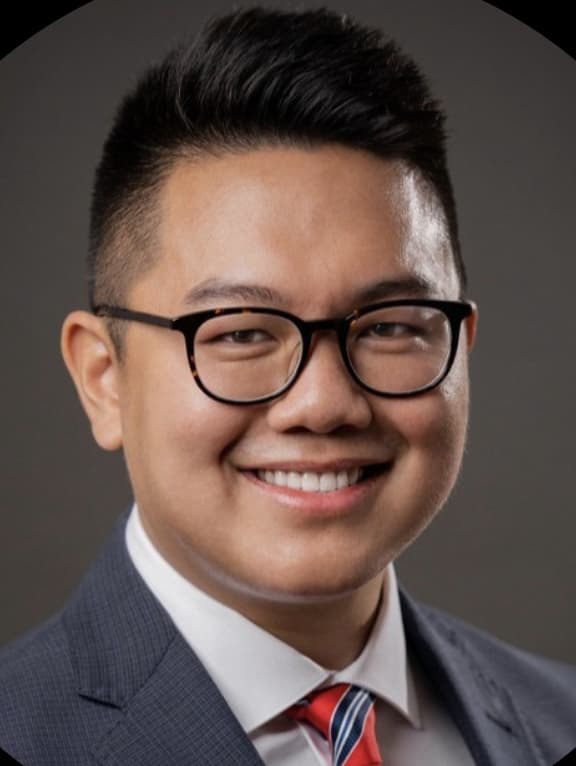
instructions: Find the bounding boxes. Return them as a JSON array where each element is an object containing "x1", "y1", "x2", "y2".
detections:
[{"x1": 126, "y1": 505, "x2": 474, "y2": 765}]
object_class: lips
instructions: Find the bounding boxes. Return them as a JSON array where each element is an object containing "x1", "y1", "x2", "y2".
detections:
[
  {"x1": 237, "y1": 458, "x2": 392, "y2": 516},
  {"x1": 256, "y1": 467, "x2": 361, "y2": 492},
  {"x1": 239, "y1": 460, "x2": 391, "y2": 495}
]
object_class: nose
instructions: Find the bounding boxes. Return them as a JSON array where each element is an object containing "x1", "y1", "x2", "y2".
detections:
[{"x1": 266, "y1": 333, "x2": 373, "y2": 433}]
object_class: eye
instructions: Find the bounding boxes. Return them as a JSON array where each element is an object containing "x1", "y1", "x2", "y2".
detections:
[
  {"x1": 364, "y1": 322, "x2": 420, "y2": 338},
  {"x1": 215, "y1": 328, "x2": 273, "y2": 344}
]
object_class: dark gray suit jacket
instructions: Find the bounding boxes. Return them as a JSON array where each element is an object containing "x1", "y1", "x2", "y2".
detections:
[{"x1": 1, "y1": 514, "x2": 575, "y2": 765}]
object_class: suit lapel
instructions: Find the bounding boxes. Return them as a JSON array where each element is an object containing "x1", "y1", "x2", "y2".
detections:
[
  {"x1": 94, "y1": 632, "x2": 264, "y2": 766},
  {"x1": 64, "y1": 514, "x2": 264, "y2": 766},
  {"x1": 400, "y1": 591, "x2": 546, "y2": 766}
]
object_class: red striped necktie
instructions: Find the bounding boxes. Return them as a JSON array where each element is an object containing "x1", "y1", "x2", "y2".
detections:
[{"x1": 285, "y1": 683, "x2": 382, "y2": 766}]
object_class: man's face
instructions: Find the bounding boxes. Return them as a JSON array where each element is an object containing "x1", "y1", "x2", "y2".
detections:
[{"x1": 115, "y1": 146, "x2": 476, "y2": 606}]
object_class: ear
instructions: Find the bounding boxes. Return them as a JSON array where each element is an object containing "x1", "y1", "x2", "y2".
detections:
[
  {"x1": 61, "y1": 310, "x2": 123, "y2": 450},
  {"x1": 464, "y1": 301, "x2": 479, "y2": 351}
]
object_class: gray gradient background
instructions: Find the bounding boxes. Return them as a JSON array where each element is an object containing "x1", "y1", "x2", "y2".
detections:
[{"x1": 1, "y1": 0, "x2": 574, "y2": 661}]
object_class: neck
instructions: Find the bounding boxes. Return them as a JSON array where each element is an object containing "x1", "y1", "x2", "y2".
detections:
[
  {"x1": 193, "y1": 566, "x2": 387, "y2": 669},
  {"x1": 242, "y1": 574, "x2": 387, "y2": 669},
  {"x1": 137, "y1": 510, "x2": 387, "y2": 669}
]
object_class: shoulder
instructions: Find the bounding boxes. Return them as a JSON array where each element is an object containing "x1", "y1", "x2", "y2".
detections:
[
  {"x1": 409, "y1": 596, "x2": 576, "y2": 736},
  {"x1": 401, "y1": 593, "x2": 576, "y2": 762},
  {"x1": 421, "y1": 601, "x2": 576, "y2": 692},
  {"x1": 0, "y1": 614, "x2": 116, "y2": 764},
  {"x1": 0, "y1": 613, "x2": 126, "y2": 766},
  {"x1": 0, "y1": 612, "x2": 71, "y2": 700}
]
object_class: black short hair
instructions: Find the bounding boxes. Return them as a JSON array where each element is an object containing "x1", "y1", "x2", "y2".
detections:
[{"x1": 89, "y1": 6, "x2": 466, "y2": 349}]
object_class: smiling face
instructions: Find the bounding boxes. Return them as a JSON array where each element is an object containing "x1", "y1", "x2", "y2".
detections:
[{"x1": 108, "y1": 146, "x2": 476, "y2": 609}]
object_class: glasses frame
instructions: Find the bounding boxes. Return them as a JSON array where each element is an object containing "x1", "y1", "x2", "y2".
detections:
[{"x1": 93, "y1": 299, "x2": 474, "y2": 404}]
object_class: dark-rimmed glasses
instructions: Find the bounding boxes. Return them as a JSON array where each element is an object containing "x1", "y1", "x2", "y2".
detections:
[{"x1": 93, "y1": 299, "x2": 474, "y2": 405}]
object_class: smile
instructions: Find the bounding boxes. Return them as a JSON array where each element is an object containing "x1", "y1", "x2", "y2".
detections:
[
  {"x1": 256, "y1": 468, "x2": 361, "y2": 492},
  {"x1": 241, "y1": 463, "x2": 391, "y2": 514}
]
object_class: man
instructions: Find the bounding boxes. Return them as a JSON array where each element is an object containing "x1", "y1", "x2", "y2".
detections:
[{"x1": 1, "y1": 6, "x2": 574, "y2": 765}]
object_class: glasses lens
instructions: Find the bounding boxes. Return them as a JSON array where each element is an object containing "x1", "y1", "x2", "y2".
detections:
[
  {"x1": 348, "y1": 305, "x2": 452, "y2": 394},
  {"x1": 194, "y1": 312, "x2": 303, "y2": 401}
]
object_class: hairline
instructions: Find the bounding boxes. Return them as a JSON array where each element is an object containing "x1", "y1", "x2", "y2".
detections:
[{"x1": 96, "y1": 140, "x2": 464, "y2": 359}]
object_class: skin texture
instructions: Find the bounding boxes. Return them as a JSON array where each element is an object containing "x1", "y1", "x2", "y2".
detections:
[{"x1": 62, "y1": 146, "x2": 477, "y2": 668}]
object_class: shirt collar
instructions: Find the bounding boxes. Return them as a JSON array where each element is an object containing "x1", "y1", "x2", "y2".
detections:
[
  {"x1": 126, "y1": 504, "x2": 420, "y2": 733},
  {"x1": 331, "y1": 565, "x2": 420, "y2": 727}
]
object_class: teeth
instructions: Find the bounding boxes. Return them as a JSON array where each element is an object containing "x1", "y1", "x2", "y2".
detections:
[
  {"x1": 274, "y1": 470, "x2": 287, "y2": 487},
  {"x1": 257, "y1": 468, "x2": 361, "y2": 492},
  {"x1": 287, "y1": 471, "x2": 301, "y2": 490}
]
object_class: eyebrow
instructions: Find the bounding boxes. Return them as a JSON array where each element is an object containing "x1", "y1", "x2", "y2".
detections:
[
  {"x1": 352, "y1": 276, "x2": 435, "y2": 304},
  {"x1": 183, "y1": 279, "x2": 287, "y2": 307},
  {"x1": 182, "y1": 275, "x2": 435, "y2": 309}
]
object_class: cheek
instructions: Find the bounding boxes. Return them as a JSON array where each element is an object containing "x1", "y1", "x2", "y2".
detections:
[
  {"x1": 120, "y1": 349, "x2": 253, "y2": 493},
  {"x1": 380, "y1": 373, "x2": 469, "y2": 494},
  {"x1": 383, "y1": 378, "x2": 467, "y2": 442},
  {"x1": 151, "y1": 398, "x2": 250, "y2": 475},
  {"x1": 371, "y1": 388, "x2": 469, "y2": 563},
  {"x1": 401, "y1": 343, "x2": 470, "y2": 453}
]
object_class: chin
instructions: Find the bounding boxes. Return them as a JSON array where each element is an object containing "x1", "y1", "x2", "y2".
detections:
[{"x1": 231, "y1": 556, "x2": 387, "y2": 605}]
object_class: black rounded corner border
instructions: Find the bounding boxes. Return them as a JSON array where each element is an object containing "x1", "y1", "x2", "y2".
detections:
[
  {"x1": 553, "y1": 746, "x2": 576, "y2": 765},
  {"x1": 0, "y1": 745, "x2": 24, "y2": 764},
  {"x1": 1, "y1": 2, "x2": 575, "y2": 62},
  {"x1": 1, "y1": 1, "x2": 93, "y2": 60},
  {"x1": 482, "y1": 0, "x2": 575, "y2": 59}
]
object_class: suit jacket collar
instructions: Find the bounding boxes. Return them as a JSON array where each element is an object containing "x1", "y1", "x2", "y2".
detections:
[
  {"x1": 63, "y1": 514, "x2": 544, "y2": 766},
  {"x1": 400, "y1": 593, "x2": 547, "y2": 766},
  {"x1": 63, "y1": 513, "x2": 264, "y2": 765}
]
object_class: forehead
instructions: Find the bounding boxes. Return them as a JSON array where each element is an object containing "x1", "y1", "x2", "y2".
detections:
[{"x1": 145, "y1": 146, "x2": 459, "y2": 313}]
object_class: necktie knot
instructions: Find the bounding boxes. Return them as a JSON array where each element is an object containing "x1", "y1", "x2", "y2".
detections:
[{"x1": 285, "y1": 683, "x2": 382, "y2": 766}]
